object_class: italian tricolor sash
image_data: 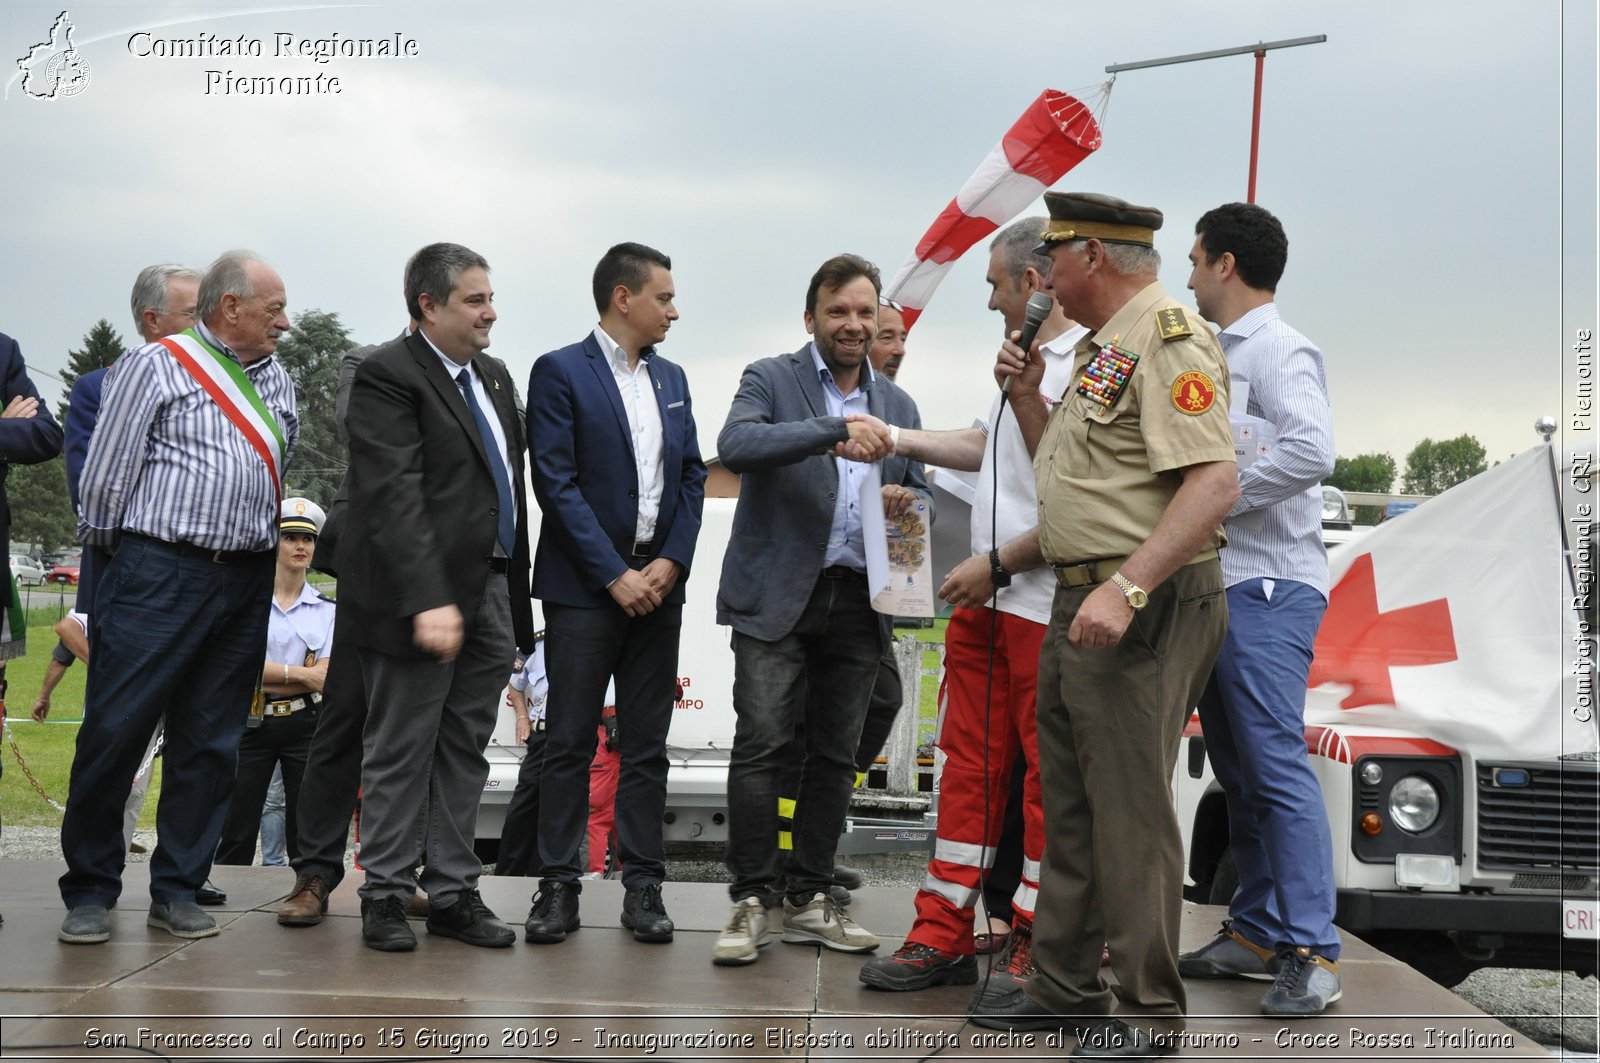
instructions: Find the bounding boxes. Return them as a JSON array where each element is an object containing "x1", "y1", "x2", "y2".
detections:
[{"x1": 158, "y1": 329, "x2": 286, "y2": 498}]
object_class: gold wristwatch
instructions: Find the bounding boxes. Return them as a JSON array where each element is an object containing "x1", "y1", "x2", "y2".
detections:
[{"x1": 1110, "y1": 571, "x2": 1148, "y2": 610}]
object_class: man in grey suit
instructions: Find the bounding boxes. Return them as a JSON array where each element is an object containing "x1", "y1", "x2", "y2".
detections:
[
  {"x1": 339, "y1": 242, "x2": 535, "y2": 951},
  {"x1": 711, "y1": 253, "x2": 930, "y2": 967}
]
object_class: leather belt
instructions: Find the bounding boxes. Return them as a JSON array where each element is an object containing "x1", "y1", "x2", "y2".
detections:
[
  {"x1": 485, "y1": 556, "x2": 510, "y2": 574},
  {"x1": 1052, "y1": 549, "x2": 1219, "y2": 588},
  {"x1": 128, "y1": 533, "x2": 271, "y2": 565},
  {"x1": 820, "y1": 565, "x2": 867, "y2": 581},
  {"x1": 630, "y1": 540, "x2": 655, "y2": 558},
  {"x1": 263, "y1": 692, "x2": 322, "y2": 716}
]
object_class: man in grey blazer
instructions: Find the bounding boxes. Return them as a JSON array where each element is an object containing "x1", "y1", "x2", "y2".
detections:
[{"x1": 711, "y1": 253, "x2": 929, "y2": 967}]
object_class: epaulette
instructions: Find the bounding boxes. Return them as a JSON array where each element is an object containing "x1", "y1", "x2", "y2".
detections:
[{"x1": 1154, "y1": 306, "x2": 1194, "y2": 342}]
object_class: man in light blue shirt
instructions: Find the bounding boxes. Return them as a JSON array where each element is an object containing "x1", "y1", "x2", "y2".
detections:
[{"x1": 1178, "y1": 202, "x2": 1341, "y2": 1017}]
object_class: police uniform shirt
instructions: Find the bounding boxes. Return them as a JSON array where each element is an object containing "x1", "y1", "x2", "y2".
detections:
[
  {"x1": 1034, "y1": 282, "x2": 1235, "y2": 565},
  {"x1": 267, "y1": 582, "x2": 336, "y2": 676}
]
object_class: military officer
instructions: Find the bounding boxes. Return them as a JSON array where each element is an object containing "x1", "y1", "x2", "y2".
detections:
[{"x1": 972, "y1": 192, "x2": 1239, "y2": 1062}]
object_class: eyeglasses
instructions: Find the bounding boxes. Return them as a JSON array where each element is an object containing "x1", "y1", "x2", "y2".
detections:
[{"x1": 878, "y1": 296, "x2": 903, "y2": 312}]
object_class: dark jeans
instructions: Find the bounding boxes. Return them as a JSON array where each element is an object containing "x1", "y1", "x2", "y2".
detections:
[
  {"x1": 59, "y1": 536, "x2": 273, "y2": 908},
  {"x1": 537, "y1": 601, "x2": 681, "y2": 892},
  {"x1": 727, "y1": 571, "x2": 882, "y2": 905},
  {"x1": 291, "y1": 633, "x2": 366, "y2": 889},
  {"x1": 495, "y1": 727, "x2": 548, "y2": 877},
  {"x1": 216, "y1": 705, "x2": 317, "y2": 865}
]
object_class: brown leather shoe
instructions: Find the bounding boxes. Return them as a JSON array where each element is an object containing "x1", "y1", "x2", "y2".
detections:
[
  {"x1": 407, "y1": 891, "x2": 431, "y2": 920},
  {"x1": 276, "y1": 873, "x2": 331, "y2": 927}
]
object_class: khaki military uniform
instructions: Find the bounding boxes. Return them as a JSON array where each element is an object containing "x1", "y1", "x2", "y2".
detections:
[{"x1": 1026, "y1": 282, "x2": 1235, "y2": 1039}]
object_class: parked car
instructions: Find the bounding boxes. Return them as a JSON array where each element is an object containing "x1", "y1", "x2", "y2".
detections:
[
  {"x1": 47, "y1": 554, "x2": 83, "y2": 585},
  {"x1": 8, "y1": 554, "x2": 46, "y2": 586}
]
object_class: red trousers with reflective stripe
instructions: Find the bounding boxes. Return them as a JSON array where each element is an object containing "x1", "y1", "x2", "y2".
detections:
[{"x1": 907, "y1": 606, "x2": 1046, "y2": 955}]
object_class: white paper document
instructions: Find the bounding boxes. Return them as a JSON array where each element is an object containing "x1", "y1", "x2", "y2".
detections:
[{"x1": 861, "y1": 465, "x2": 935, "y2": 617}]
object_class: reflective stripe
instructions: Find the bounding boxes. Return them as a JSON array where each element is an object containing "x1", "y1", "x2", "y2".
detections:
[
  {"x1": 777, "y1": 796, "x2": 797, "y2": 820},
  {"x1": 922, "y1": 871, "x2": 979, "y2": 910},
  {"x1": 933, "y1": 838, "x2": 998, "y2": 867},
  {"x1": 1013, "y1": 880, "x2": 1038, "y2": 916},
  {"x1": 777, "y1": 830, "x2": 793, "y2": 852},
  {"x1": 1021, "y1": 857, "x2": 1041, "y2": 883}
]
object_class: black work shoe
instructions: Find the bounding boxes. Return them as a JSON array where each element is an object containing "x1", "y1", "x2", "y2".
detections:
[
  {"x1": 1072, "y1": 1018, "x2": 1175, "y2": 1060},
  {"x1": 829, "y1": 883, "x2": 853, "y2": 906},
  {"x1": 859, "y1": 941, "x2": 978, "y2": 990},
  {"x1": 361, "y1": 895, "x2": 417, "y2": 952},
  {"x1": 195, "y1": 879, "x2": 227, "y2": 906},
  {"x1": 426, "y1": 890, "x2": 514, "y2": 948},
  {"x1": 969, "y1": 983, "x2": 1086, "y2": 1033},
  {"x1": 621, "y1": 883, "x2": 675, "y2": 943},
  {"x1": 523, "y1": 882, "x2": 580, "y2": 944},
  {"x1": 832, "y1": 864, "x2": 865, "y2": 890}
]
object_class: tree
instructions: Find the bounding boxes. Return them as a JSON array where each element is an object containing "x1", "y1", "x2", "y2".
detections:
[
  {"x1": 1327, "y1": 452, "x2": 1398, "y2": 524},
  {"x1": 1402, "y1": 435, "x2": 1488, "y2": 496},
  {"x1": 6, "y1": 456, "x2": 76, "y2": 555},
  {"x1": 273, "y1": 309, "x2": 353, "y2": 507},
  {"x1": 57, "y1": 319, "x2": 126, "y2": 421},
  {"x1": 1327, "y1": 453, "x2": 1397, "y2": 494}
]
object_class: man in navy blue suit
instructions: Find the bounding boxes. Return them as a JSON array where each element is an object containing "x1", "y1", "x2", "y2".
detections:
[
  {"x1": 65, "y1": 265, "x2": 200, "y2": 615},
  {"x1": 523, "y1": 242, "x2": 706, "y2": 945}
]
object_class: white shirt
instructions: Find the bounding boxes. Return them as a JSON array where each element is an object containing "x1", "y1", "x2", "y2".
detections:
[
  {"x1": 422, "y1": 335, "x2": 517, "y2": 534},
  {"x1": 972, "y1": 326, "x2": 1088, "y2": 625},
  {"x1": 594, "y1": 327, "x2": 666, "y2": 543}
]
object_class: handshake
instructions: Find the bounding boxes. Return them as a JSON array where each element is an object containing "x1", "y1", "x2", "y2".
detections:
[{"x1": 832, "y1": 412, "x2": 897, "y2": 463}]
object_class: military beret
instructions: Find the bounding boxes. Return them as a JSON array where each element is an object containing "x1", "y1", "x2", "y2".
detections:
[{"x1": 1036, "y1": 192, "x2": 1164, "y2": 253}]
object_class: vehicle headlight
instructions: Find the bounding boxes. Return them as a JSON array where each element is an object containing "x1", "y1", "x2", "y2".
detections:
[{"x1": 1388, "y1": 775, "x2": 1440, "y2": 832}]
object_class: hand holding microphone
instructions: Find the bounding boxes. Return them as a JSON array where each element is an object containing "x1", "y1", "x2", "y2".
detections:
[{"x1": 997, "y1": 291, "x2": 1054, "y2": 395}]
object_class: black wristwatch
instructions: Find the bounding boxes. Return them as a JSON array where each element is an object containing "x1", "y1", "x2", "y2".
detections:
[{"x1": 988, "y1": 548, "x2": 1012, "y2": 588}]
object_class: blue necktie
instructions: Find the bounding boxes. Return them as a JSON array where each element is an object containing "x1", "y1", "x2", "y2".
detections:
[{"x1": 455, "y1": 367, "x2": 516, "y2": 556}]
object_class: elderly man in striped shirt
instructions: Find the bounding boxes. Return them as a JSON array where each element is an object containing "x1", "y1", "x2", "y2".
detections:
[
  {"x1": 1177, "y1": 203, "x2": 1343, "y2": 1018},
  {"x1": 58, "y1": 250, "x2": 298, "y2": 945}
]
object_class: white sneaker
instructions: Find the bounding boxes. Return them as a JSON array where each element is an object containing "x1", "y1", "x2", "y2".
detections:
[
  {"x1": 781, "y1": 892, "x2": 879, "y2": 953},
  {"x1": 712, "y1": 896, "x2": 771, "y2": 966}
]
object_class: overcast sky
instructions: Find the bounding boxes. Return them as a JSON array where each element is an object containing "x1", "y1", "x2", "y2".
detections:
[{"x1": 2, "y1": 0, "x2": 1594, "y2": 488}]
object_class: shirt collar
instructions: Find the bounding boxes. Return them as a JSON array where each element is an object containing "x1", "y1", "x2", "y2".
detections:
[
  {"x1": 419, "y1": 329, "x2": 473, "y2": 382},
  {"x1": 193, "y1": 320, "x2": 242, "y2": 366},
  {"x1": 1090, "y1": 281, "x2": 1169, "y2": 351},
  {"x1": 594, "y1": 326, "x2": 654, "y2": 369},
  {"x1": 1217, "y1": 302, "x2": 1281, "y2": 350},
  {"x1": 275, "y1": 580, "x2": 325, "y2": 613},
  {"x1": 809, "y1": 342, "x2": 875, "y2": 394}
]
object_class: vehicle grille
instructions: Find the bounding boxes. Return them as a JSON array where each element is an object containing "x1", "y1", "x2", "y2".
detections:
[{"x1": 1476, "y1": 764, "x2": 1599, "y2": 872}]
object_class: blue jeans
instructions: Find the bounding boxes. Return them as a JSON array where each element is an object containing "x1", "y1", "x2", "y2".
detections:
[
  {"x1": 726, "y1": 571, "x2": 882, "y2": 904},
  {"x1": 259, "y1": 765, "x2": 288, "y2": 866},
  {"x1": 1197, "y1": 578, "x2": 1339, "y2": 958},
  {"x1": 60, "y1": 536, "x2": 273, "y2": 908}
]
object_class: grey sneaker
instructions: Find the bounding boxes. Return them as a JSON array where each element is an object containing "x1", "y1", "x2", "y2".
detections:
[
  {"x1": 780, "y1": 892, "x2": 878, "y2": 953},
  {"x1": 59, "y1": 905, "x2": 111, "y2": 944},
  {"x1": 1260, "y1": 947, "x2": 1341, "y2": 1017},
  {"x1": 148, "y1": 901, "x2": 219, "y2": 939},
  {"x1": 1179, "y1": 919, "x2": 1281, "y2": 980},
  {"x1": 712, "y1": 896, "x2": 770, "y2": 966}
]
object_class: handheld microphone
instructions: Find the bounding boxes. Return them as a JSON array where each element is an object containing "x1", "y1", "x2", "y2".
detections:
[{"x1": 1001, "y1": 291, "x2": 1054, "y2": 395}]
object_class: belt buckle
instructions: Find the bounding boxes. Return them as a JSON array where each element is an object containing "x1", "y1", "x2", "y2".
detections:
[
  {"x1": 1055, "y1": 561, "x2": 1097, "y2": 587},
  {"x1": 631, "y1": 541, "x2": 652, "y2": 558}
]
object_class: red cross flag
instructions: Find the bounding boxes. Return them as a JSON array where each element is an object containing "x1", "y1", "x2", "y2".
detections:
[{"x1": 1306, "y1": 444, "x2": 1597, "y2": 761}]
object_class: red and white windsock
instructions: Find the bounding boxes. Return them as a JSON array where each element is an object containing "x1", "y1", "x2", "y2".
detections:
[{"x1": 884, "y1": 89, "x2": 1104, "y2": 331}]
